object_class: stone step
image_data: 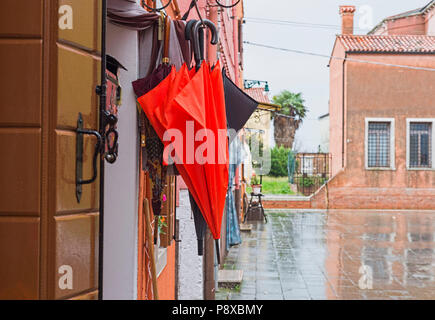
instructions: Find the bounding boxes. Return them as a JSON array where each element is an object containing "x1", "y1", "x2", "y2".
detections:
[
  {"x1": 239, "y1": 224, "x2": 252, "y2": 232},
  {"x1": 263, "y1": 200, "x2": 311, "y2": 209},
  {"x1": 218, "y1": 270, "x2": 243, "y2": 289}
]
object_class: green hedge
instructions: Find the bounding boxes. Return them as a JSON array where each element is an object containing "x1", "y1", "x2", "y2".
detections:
[{"x1": 270, "y1": 146, "x2": 292, "y2": 177}]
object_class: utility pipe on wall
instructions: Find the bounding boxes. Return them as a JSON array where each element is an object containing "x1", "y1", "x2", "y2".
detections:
[
  {"x1": 98, "y1": 0, "x2": 107, "y2": 301},
  {"x1": 232, "y1": 3, "x2": 240, "y2": 86}
]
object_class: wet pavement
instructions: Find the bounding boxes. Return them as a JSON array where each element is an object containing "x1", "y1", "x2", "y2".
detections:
[{"x1": 216, "y1": 210, "x2": 435, "y2": 300}]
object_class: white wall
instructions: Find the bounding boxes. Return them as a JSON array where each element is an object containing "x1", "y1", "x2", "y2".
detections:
[
  {"x1": 177, "y1": 190, "x2": 204, "y2": 300},
  {"x1": 103, "y1": 22, "x2": 139, "y2": 300},
  {"x1": 318, "y1": 115, "x2": 330, "y2": 153}
]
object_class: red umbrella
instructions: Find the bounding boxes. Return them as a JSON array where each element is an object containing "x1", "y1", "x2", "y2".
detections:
[
  {"x1": 137, "y1": 64, "x2": 210, "y2": 231},
  {"x1": 137, "y1": 61, "x2": 229, "y2": 241}
]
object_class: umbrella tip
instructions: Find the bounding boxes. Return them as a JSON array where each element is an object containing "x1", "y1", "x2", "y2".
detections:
[
  {"x1": 215, "y1": 240, "x2": 221, "y2": 265},
  {"x1": 197, "y1": 239, "x2": 204, "y2": 256}
]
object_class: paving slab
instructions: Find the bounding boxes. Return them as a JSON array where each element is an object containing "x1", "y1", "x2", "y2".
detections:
[
  {"x1": 218, "y1": 270, "x2": 243, "y2": 289},
  {"x1": 217, "y1": 210, "x2": 435, "y2": 300}
]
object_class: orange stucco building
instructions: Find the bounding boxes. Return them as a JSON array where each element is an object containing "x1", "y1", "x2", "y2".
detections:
[{"x1": 312, "y1": 3, "x2": 435, "y2": 210}]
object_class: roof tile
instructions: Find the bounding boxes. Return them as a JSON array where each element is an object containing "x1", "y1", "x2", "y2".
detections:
[
  {"x1": 338, "y1": 35, "x2": 435, "y2": 53},
  {"x1": 243, "y1": 87, "x2": 272, "y2": 105}
]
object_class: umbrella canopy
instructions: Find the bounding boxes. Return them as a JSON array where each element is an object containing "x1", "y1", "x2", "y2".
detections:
[
  {"x1": 137, "y1": 62, "x2": 229, "y2": 241},
  {"x1": 222, "y1": 71, "x2": 259, "y2": 143}
]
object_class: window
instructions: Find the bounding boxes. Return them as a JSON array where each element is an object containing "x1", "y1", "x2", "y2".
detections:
[
  {"x1": 410, "y1": 123, "x2": 432, "y2": 168},
  {"x1": 368, "y1": 122, "x2": 390, "y2": 167},
  {"x1": 406, "y1": 119, "x2": 435, "y2": 170},
  {"x1": 365, "y1": 118, "x2": 395, "y2": 170}
]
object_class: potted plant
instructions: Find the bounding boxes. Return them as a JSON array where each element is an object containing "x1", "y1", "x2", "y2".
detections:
[{"x1": 251, "y1": 173, "x2": 262, "y2": 195}]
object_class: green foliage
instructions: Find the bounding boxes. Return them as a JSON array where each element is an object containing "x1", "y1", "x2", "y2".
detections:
[
  {"x1": 272, "y1": 90, "x2": 308, "y2": 120},
  {"x1": 246, "y1": 176, "x2": 295, "y2": 195},
  {"x1": 294, "y1": 176, "x2": 328, "y2": 195},
  {"x1": 270, "y1": 146, "x2": 292, "y2": 177},
  {"x1": 300, "y1": 176, "x2": 315, "y2": 188},
  {"x1": 251, "y1": 174, "x2": 260, "y2": 185}
]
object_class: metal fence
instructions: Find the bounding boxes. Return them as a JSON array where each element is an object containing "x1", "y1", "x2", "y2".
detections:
[{"x1": 291, "y1": 153, "x2": 331, "y2": 196}]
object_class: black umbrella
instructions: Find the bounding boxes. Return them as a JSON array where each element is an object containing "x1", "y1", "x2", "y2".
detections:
[
  {"x1": 189, "y1": 192, "x2": 207, "y2": 256},
  {"x1": 107, "y1": 54, "x2": 128, "y2": 75},
  {"x1": 223, "y1": 71, "x2": 259, "y2": 143}
]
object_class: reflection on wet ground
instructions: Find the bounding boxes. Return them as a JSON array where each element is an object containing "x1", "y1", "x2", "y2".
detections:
[{"x1": 216, "y1": 210, "x2": 435, "y2": 300}]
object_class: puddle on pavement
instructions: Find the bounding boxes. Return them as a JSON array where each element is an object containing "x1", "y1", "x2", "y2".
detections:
[{"x1": 216, "y1": 210, "x2": 435, "y2": 300}]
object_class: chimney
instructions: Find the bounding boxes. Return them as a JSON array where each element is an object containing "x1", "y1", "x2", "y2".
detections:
[{"x1": 340, "y1": 5, "x2": 356, "y2": 35}]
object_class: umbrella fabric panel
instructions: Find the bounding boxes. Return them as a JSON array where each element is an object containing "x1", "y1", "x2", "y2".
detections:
[
  {"x1": 225, "y1": 164, "x2": 242, "y2": 249},
  {"x1": 225, "y1": 137, "x2": 243, "y2": 249},
  {"x1": 223, "y1": 72, "x2": 259, "y2": 142},
  {"x1": 107, "y1": 0, "x2": 159, "y2": 30}
]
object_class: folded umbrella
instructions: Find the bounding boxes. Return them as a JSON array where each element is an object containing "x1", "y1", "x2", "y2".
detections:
[
  {"x1": 138, "y1": 62, "x2": 229, "y2": 239},
  {"x1": 137, "y1": 65, "x2": 211, "y2": 226},
  {"x1": 138, "y1": 20, "x2": 229, "y2": 263}
]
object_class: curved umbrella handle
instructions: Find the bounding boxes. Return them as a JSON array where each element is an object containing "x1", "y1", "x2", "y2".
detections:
[
  {"x1": 185, "y1": 19, "x2": 197, "y2": 41},
  {"x1": 192, "y1": 19, "x2": 219, "y2": 67},
  {"x1": 185, "y1": 19, "x2": 201, "y2": 66}
]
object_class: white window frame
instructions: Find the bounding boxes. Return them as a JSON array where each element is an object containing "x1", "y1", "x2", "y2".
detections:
[
  {"x1": 365, "y1": 118, "x2": 396, "y2": 170},
  {"x1": 406, "y1": 118, "x2": 435, "y2": 171}
]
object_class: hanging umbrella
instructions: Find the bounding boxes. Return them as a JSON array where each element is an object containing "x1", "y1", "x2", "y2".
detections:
[
  {"x1": 185, "y1": 21, "x2": 228, "y2": 248},
  {"x1": 222, "y1": 71, "x2": 259, "y2": 143},
  {"x1": 183, "y1": 22, "x2": 229, "y2": 261},
  {"x1": 165, "y1": 19, "x2": 223, "y2": 258},
  {"x1": 137, "y1": 25, "x2": 229, "y2": 243},
  {"x1": 131, "y1": 15, "x2": 175, "y2": 217}
]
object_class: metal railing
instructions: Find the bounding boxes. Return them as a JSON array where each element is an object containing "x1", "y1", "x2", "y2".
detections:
[{"x1": 292, "y1": 153, "x2": 331, "y2": 196}]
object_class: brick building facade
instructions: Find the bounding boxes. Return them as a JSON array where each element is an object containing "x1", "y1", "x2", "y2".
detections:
[{"x1": 312, "y1": 3, "x2": 435, "y2": 210}]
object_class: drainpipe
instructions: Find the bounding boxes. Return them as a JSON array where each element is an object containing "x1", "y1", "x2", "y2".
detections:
[
  {"x1": 232, "y1": 4, "x2": 240, "y2": 86},
  {"x1": 342, "y1": 55, "x2": 346, "y2": 169},
  {"x1": 97, "y1": 0, "x2": 107, "y2": 301},
  {"x1": 207, "y1": 4, "x2": 218, "y2": 64}
]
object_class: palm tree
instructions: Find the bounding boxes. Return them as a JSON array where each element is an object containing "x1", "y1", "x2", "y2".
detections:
[
  {"x1": 272, "y1": 91, "x2": 308, "y2": 149},
  {"x1": 273, "y1": 91, "x2": 307, "y2": 120}
]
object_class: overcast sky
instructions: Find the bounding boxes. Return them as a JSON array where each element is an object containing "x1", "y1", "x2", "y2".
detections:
[{"x1": 243, "y1": 0, "x2": 430, "y2": 152}]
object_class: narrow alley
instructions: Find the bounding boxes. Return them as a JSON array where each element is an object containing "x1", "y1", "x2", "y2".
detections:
[{"x1": 217, "y1": 210, "x2": 435, "y2": 300}]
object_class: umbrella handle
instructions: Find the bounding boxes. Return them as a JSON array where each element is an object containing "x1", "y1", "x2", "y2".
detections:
[
  {"x1": 192, "y1": 19, "x2": 219, "y2": 67},
  {"x1": 185, "y1": 20, "x2": 201, "y2": 68},
  {"x1": 185, "y1": 19, "x2": 197, "y2": 41}
]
